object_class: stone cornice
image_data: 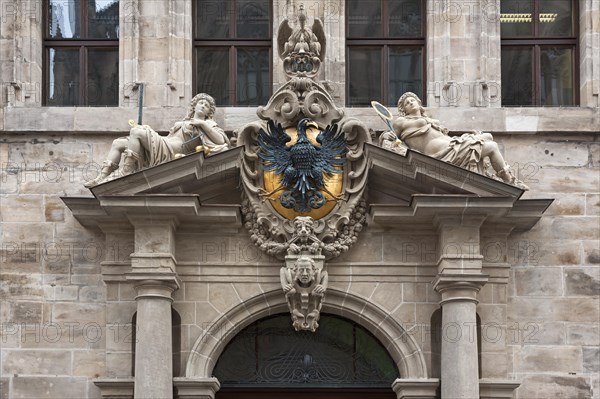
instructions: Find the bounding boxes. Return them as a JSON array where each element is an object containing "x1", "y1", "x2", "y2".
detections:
[{"x1": 2, "y1": 106, "x2": 598, "y2": 133}]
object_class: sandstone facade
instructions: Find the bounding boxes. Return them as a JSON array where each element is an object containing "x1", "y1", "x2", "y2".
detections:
[{"x1": 1, "y1": 1, "x2": 599, "y2": 399}]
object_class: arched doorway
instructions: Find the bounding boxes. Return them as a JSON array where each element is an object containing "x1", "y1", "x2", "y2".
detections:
[{"x1": 213, "y1": 313, "x2": 398, "y2": 398}]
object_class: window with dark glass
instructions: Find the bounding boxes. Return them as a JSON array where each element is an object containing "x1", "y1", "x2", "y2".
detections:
[
  {"x1": 44, "y1": 0, "x2": 119, "y2": 106},
  {"x1": 213, "y1": 314, "x2": 398, "y2": 388},
  {"x1": 500, "y1": 0, "x2": 578, "y2": 106},
  {"x1": 346, "y1": 0, "x2": 424, "y2": 106},
  {"x1": 194, "y1": 0, "x2": 271, "y2": 106}
]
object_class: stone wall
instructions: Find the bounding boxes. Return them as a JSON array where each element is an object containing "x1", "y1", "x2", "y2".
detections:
[
  {"x1": 1, "y1": 0, "x2": 599, "y2": 397},
  {"x1": 0, "y1": 128, "x2": 598, "y2": 398}
]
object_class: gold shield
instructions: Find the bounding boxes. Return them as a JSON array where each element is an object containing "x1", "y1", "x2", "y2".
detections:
[{"x1": 262, "y1": 125, "x2": 344, "y2": 220}]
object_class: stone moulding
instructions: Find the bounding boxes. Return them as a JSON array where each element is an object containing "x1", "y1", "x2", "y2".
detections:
[{"x1": 185, "y1": 288, "x2": 429, "y2": 380}]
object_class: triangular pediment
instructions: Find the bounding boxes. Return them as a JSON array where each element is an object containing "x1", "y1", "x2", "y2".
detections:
[
  {"x1": 62, "y1": 143, "x2": 551, "y2": 232},
  {"x1": 89, "y1": 146, "x2": 243, "y2": 202}
]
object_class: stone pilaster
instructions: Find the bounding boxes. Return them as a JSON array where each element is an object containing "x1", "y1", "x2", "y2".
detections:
[
  {"x1": 126, "y1": 216, "x2": 180, "y2": 399},
  {"x1": 130, "y1": 280, "x2": 178, "y2": 399},
  {"x1": 433, "y1": 215, "x2": 488, "y2": 399},
  {"x1": 426, "y1": 0, "x2": 501, "y2": 107}
]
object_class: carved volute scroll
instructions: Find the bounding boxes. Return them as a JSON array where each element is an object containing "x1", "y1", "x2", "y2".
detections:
[{"x1": 235, "y1": 5, "x2": 371, "y2": 331}]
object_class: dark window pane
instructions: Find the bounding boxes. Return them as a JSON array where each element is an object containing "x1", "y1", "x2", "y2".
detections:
[
  {"x1": 236, "y1": 47, "x2": 270, "y2": 106},
  {"x1": 501, "y1": 47, "x2": 533, "y2": 106},
  {"x1": 347, "y1": 0, "x2": 382, "y2": 38},
  {"x1": 48, "y1": 0, "x2": 81, "y2": 38},
  {"x1": 539, "y1": 0, "x2": 573, "y2": 37},
  {"x1": 195, "y1": 0, "x2": 230, "y2": 38},
  {"x1": 388, "y1": 47, "x2": 422, "y2": 105},
  {"x1": 348, "y1": 47, "x2": 381, "y2": 106},
  {"x1": 196, "y1": 47, "x2": 230, "y2": 105},
  {"x1": 88, "y1": 0, "x2": 119, "y2": 39},
  {"x1": 389, "y1": 0, "x2": 422, "y2": 37},
  {"x1": 87, "y1": 48, "x2": 119, "y2": 106},
  {"x1": 540, "y1": 47, "x2": 573, "y2": 105},
  {"x1": 500, "y1": 0, "x2": 533, "y2": 37},
  {"x1": 214, "y1": 314, "x2": 398, "y2": 387},
  {"x1": 237, "y1": 0, "x2": 270, "y2": 38},
  {"x1": 47, "y1": 48, "x2": 81, "y2": 106}
]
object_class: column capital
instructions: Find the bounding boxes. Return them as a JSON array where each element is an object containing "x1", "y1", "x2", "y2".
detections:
[
  {"x1": 173, "y1": 377, "x2": 221, "y2": 399},
  {"x1": 433, "y1": 273, "x2": 488, "y2": 304},
  {"x1": 392, "y1": 378, "x2": 440, "y2": 399},
  {"x1": 127, "y1": 275, "x2": 181, "y2": 300}
]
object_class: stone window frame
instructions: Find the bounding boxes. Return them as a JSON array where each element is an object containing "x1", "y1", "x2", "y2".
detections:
[
  {"x1": 192, "y1": 0, "x2": 274, "y2": 106},
  {"x1": 345, "y1": 0, "x2": 426, "y2": 107},
  {"x1": 42, "y1": 0, "x2": 120, "y2": 106},
  {"x1": 500, "y1": 0, "x2": 580, "y2": 106}
]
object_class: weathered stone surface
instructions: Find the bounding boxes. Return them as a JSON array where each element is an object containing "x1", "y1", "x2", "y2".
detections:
[
  {"x1": 9, "y1": 302, "x2": 43, "y2": 323},
  {"x1": 370, "y1": 283, "x2": 403, "y2": 312},
  {"x1": 514, "y1": 346, "x2": 582, "y2": 373},
  {"x1": 73, "y1": 350, "x2": 105, "y2": 377},
  {"x1": 403, "y1": 282, "x2": 428, "y2": 303},
  {"x1": 2, "y1": 349, "x2": 71, "y2": 375},
  {"x1": 514, "y1": 268, "x2": 563, "y2": 296},
  {"x1": 587, "y1": 194, "x2": 600, "y2": 216},
  {"x1": 0, "y1": 377, "x2": 8, "y2": 399},
  {"x1": 583, "y1": 347, "x2": 600, "y2": 373},
  {"x1": 516, "y1": 322, "x2": 566, "y2": 345},
  {"x1": 0, "y1": 273, "x2": 44, "y2": 300},
  {"x1": 44, "y1": 196, "x2": 65, "y2": 222},
  {"x1": 0, "y1": 195, "x2": 44, "y2": 222},
  {"x1": 52, "y1": 303, "x2": 106, "y2": 325},
  {"x1": 519, "y1": 167, "x2": 599, "y2": 194},
  {"x1": 516, "y1": 375, "x2": 592, "y2": 399},
  {"x1": 567, "y1": 324, "x2": 600, "y2": 346},
  {"x1": 172, "y1": 302, "x2": 196, "y2": 324},
  {"x1": 508, "y1": 297, "x2": 599, "y2": 323},
  {"x1": 507, "y1": 238, "x2": 581, "y2": 266},
  {"x1": 195, "y1": 302, "x2": 222, "y2": 325},
  {"x1": 105, "y1": 353, "x2": 133, "y2": 378},
  {"x1": 337, "y1": 232, "x2": 383, "y2": 262},
  {"x1": 12, "y1": 377, "x2": 87, "y2": 399},
  {"x1": 565, "y1": 268, "x2": 600, "y2": 296},
  {"x1": 184, "y1": 282, "x2": 208, "y2": 302},
  {"x1": 79, "y1": 286, "x2": 106, "y2": 303},
  {"x1": 383, "y1": 234, "x2": 438, "y2": 264},
  {"x1": 207, "y1": 283, "x2": 240, "y2": 314},
  {"x1": 502, "y1": 140, "x2": 590, "y2": 168},
  {"x1": 583, "y1": 240, "x2": 600, "y2": 265}
]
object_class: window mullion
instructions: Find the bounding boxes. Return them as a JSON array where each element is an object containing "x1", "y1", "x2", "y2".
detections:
[
  {"x1": 382, "y1": 0, "x2": 389, "y2": 38},
  {"x1": 382, "y1": 45, "x2": 388, "y2": 104},
  {"x1": 533, "y1": 0, "x2": 539, "y2": 37},
  {"x1": 80, "y1": 46, "x2": 87, "y2": 105},
  {"x1": 533, "y1": 45, "x2": 540, "y2": 106},
  {"x1": 231, "y1": 45, "x2": 237, "y2": 106}
]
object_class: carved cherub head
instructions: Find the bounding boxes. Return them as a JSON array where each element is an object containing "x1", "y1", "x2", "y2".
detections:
[
  {"x1": 294, "y1": 216, "x2": 315, "y2": 240},
  {"x1": 294, "y1": 256, "x2": 316, "y2": 286},
  {"x1": 188, "y1": 93, "x2": 216, "y2": 120},
  {"x1": 397, "y1": 92, "x2": 426, "y2": 117}
]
